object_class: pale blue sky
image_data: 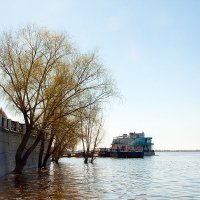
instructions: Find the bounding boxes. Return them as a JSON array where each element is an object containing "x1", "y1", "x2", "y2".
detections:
[{"x1": 1, "y1": 0, "x2": 200, "y2": 150}]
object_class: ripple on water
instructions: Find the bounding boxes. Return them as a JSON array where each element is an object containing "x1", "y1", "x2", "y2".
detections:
[{"x1": 0, "y1": 152, "x2": 200, "y2": 199}]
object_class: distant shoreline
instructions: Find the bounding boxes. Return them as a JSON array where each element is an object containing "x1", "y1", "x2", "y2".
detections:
[{"x1": 155, "y1": 150, "x2": 200, "y2": 152}]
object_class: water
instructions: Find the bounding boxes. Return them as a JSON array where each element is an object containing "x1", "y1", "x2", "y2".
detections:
[{"x1": 0, "y1": 152, "x2": 200, "y2": 199}]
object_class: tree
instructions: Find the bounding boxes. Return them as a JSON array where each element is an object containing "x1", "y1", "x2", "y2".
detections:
[
  {"x1": 41, "y1": 115, "x2": 81, "y2": 168},
  {"x1": 0, "y1": 25, "x2": 72, "y2": 173},
  {"x1": 36, "y1": 51, "x2": 116, "y2": 168},
  {"x1": 0, "y1": 24, "x2": 116, "y2": 173},
  {"x1": 80, "y1": 102, "x2": 104, "y2": 164},
  {"x1": 51, "y1": 118, "x2": 81, "y2": 164}
]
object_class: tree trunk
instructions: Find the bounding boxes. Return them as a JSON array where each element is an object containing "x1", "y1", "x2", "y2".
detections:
[
  {"x1": 13, "y1": 133, "x2": 41, "y2": 174},
  {"x1": 42, "y1": 153, "x2": 51, "y2": 168},
  {"x1": 90, "y1": 152, "x2": 95, "y2": 164},
  {"x1": 84, "y1": 157, "x2": 88, "y2": 164},
  {"x1": 13, "y1": 126, "x2": 31, "y2": 174},
  {"x1": 42, "y1": 133, "x2": 54, "y2": 168},
  {"x1": 83, "y1": 149, "x2": 90, "y2": 164},
  {"x1": 53, "y1": 157, "x2": 59, "y2": 164},
  {"x1": 52, "y1": 154, "x2": 59, "y2": 164},
  {"x1": 13, "y1": 159, "x2": 27, "y2": 174},
  {"x1": 38, "y1": 134, "x2": 45, "y2": 169}
]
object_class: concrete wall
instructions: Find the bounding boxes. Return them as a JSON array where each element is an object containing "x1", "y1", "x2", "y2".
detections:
[{"x1": 0, "y1": 115, "x2": 49, "y2": 177}]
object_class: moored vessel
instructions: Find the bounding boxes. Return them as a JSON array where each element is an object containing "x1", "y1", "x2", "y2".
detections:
[{"x1": 110, "y1": 132, "x2": 155, "y2": 158}]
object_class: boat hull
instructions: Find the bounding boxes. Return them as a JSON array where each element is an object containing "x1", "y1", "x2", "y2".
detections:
[
  {"x1": 98, "y1": 152, "x2": 111, "y2": 157},
  {"x1": 144, "y1": 150, "x2": 155, "y2": 156},
  {"x1": 110, "y1": 151, "x2": 144, "y2": 158}
]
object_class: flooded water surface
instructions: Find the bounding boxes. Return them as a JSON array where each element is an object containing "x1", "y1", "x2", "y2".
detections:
[{"x1": 0, "y1": 152, "x2": 200, "y2": 199}]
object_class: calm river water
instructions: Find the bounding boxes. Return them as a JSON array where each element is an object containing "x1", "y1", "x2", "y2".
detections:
[{"x1": 0, "y1": 152, "x2": 199, "y2": 199}]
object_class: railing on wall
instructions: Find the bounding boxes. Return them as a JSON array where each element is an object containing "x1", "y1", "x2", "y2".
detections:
[{"x1": 0, "y1": 114, "x2": 25, "y2": 134}]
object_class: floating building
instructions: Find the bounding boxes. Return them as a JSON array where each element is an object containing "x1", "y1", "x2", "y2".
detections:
[{"x1": 111, "y1": 132, "x2": 155, "y2": 156}]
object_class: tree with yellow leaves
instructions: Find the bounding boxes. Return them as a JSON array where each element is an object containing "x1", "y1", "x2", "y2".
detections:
[
  {"x1": 0, "y1": 24, "x2": 116, "y2": 173},
  {"x1": 79, "y1": 101, "x2": 104, "y2": 164}
]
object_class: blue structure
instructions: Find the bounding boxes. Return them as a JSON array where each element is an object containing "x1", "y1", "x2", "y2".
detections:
[{"x1": 111, "y1": 132, "x2": 155, "y2": 156}]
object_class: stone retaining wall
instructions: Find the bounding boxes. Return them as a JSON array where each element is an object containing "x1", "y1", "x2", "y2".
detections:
[{"x1": 0, "y1": 115, "x2": 49, "y2": 177}]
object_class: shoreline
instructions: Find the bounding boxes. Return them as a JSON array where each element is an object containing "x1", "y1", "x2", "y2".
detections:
[{"x1": 155, "y1": 150, "x2": 200, "y2": 152}]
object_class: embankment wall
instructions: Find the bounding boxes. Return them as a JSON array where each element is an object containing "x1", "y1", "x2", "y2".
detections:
[{"x1": 0, "y1": 115, "x2": 49, "y2": 177}]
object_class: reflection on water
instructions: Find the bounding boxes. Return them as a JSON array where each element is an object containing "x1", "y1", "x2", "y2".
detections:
[{"x1": 0, "y1": 152, "x2": 200, "y2": 199}]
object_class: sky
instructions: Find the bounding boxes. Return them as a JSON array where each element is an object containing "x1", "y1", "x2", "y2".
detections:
[{"x1": 0, "y1": 0, "x2": 200, "y2": 150}]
